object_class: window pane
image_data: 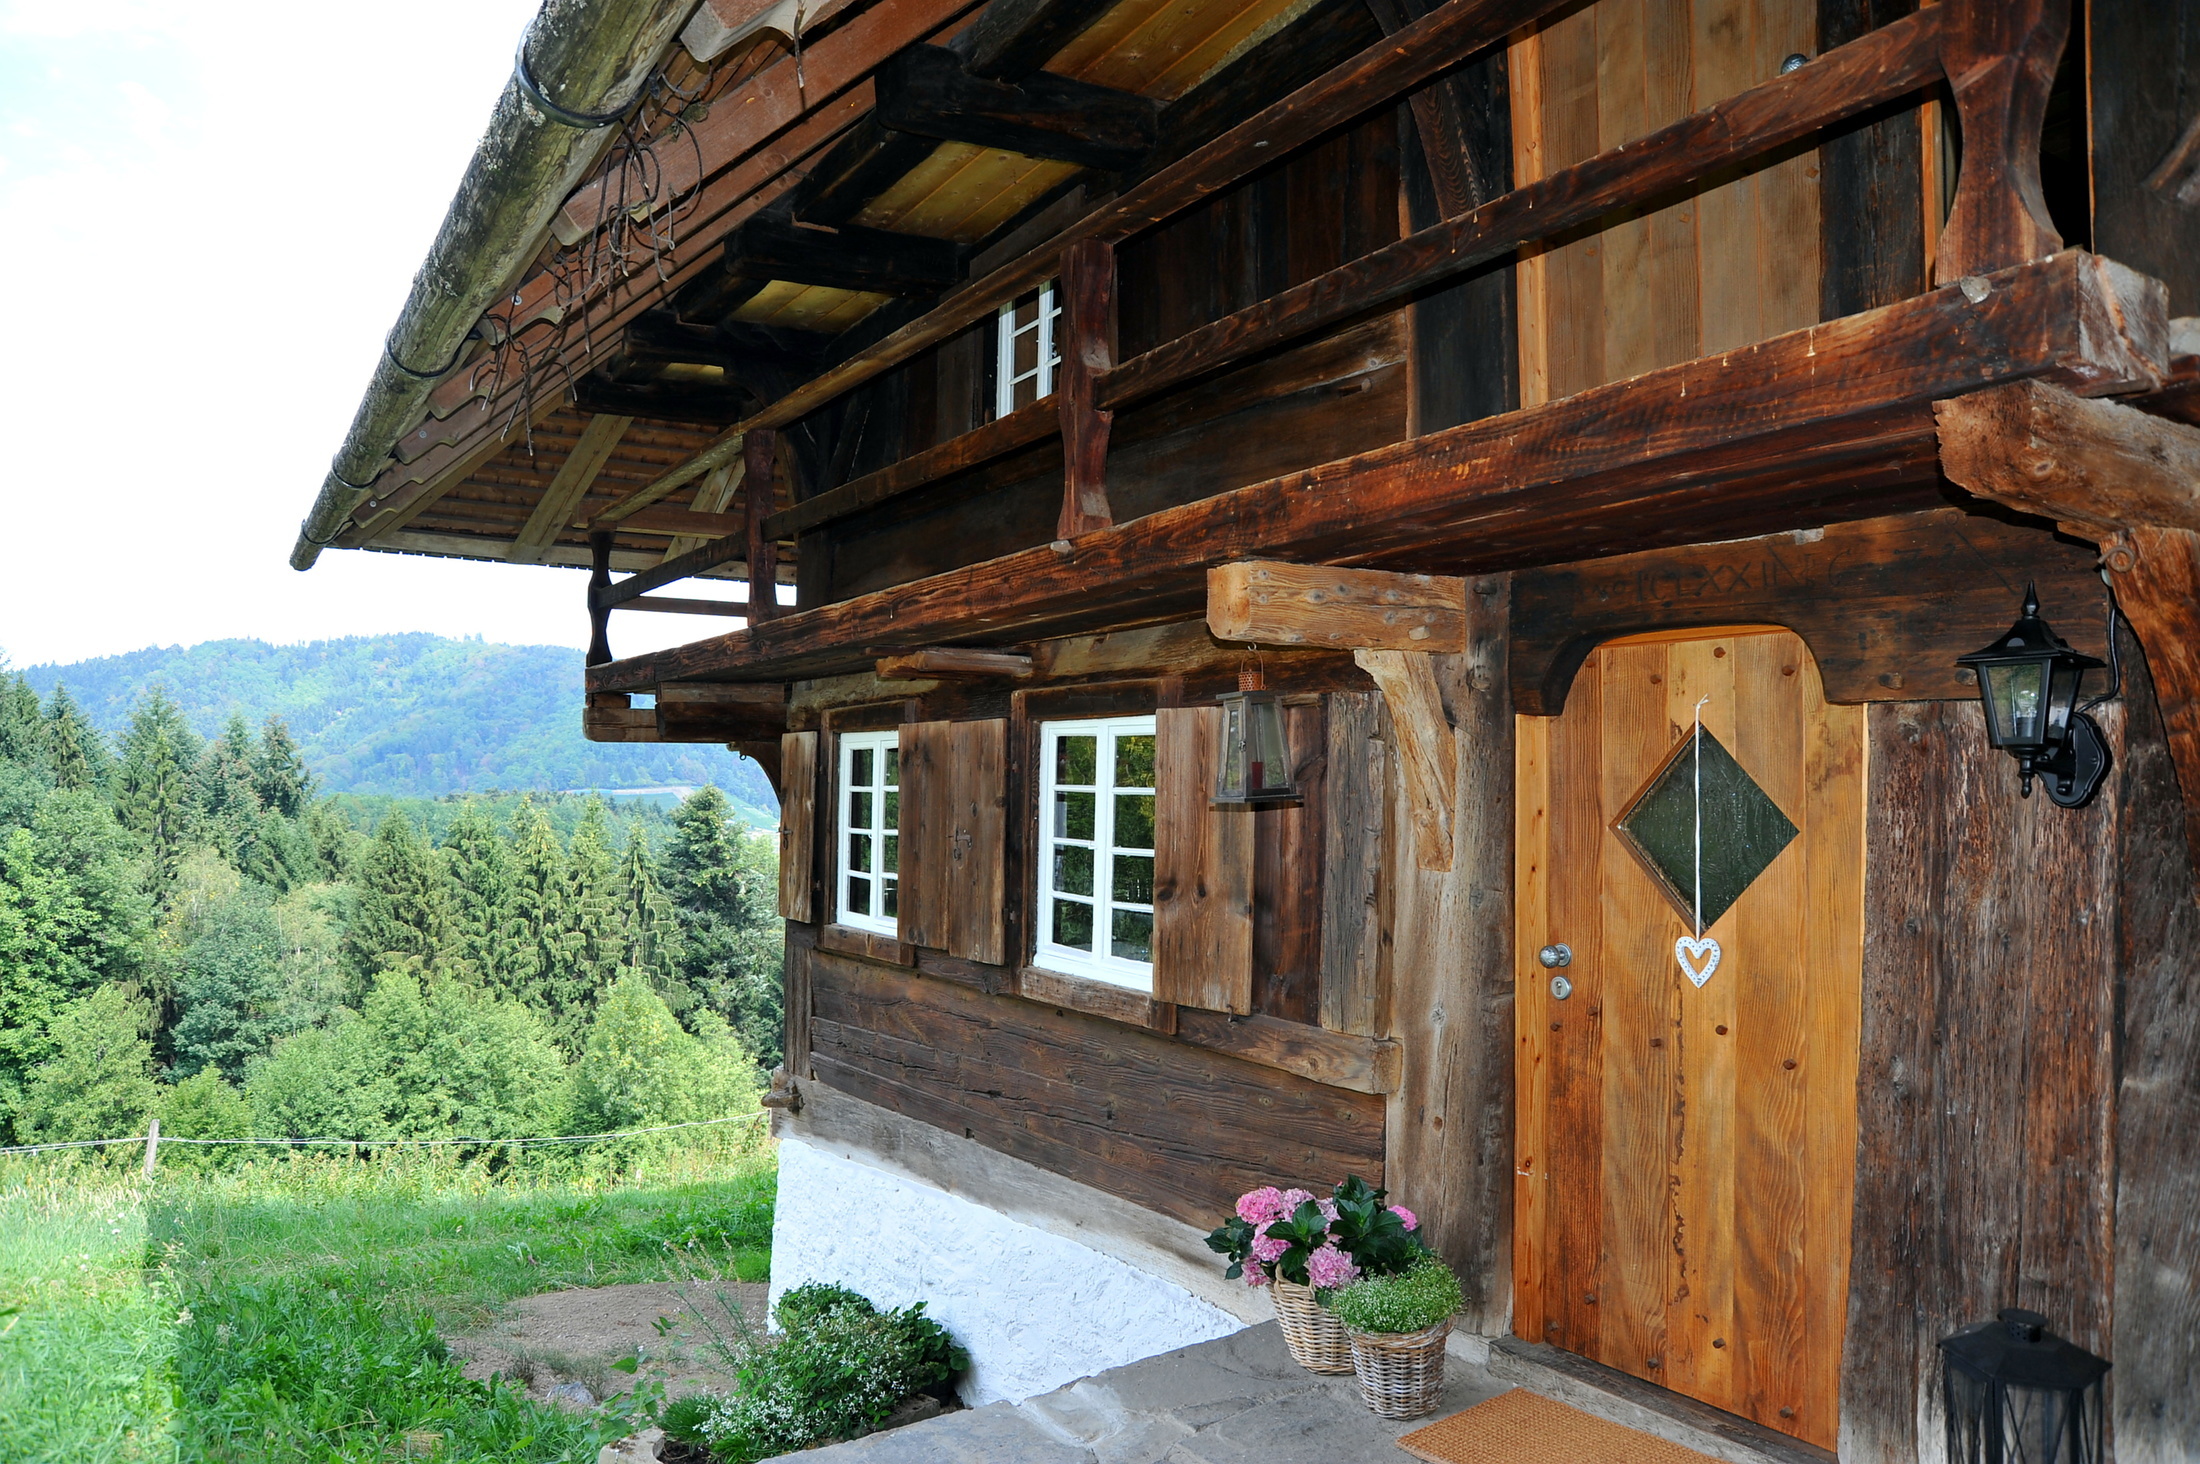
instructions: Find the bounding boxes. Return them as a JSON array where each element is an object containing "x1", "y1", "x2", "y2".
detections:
[
  {"x1": 882, "y1": 834, "x2": 898, "y2": 874},
  {"x1": 1613, "y1": 726, "x2": 1798, "y2": 930},
  {"x1": 1114, "y1": 734, "x2": 1155, "y2": 788},
  {"x1": 846, "y1": 874, "x2": 871, "y2": 914},
  {"x1": 1114, "y1": 792, "x2": 1155, "y2": 850},
  {"x1": 1056, "y1": 735, "x2": 1097, "y2": 785},
  {"x1": 847, "y1": 832, "x2": 871, "y2": 874},
  {"x1": 884, "y1": 747, "x2": 899, "y2": 784},
  {"x1": 1053, "y1": 898, "x2": 1093, "y2": 952},
  {"x1": 851, "y1": 747, "x2": 873, "y2": 788},
  {"x1": 1053, "y1": 843, "x2": 1093, "y2": 896},
  {"x1": 1056, "y1": 790, "x2": 1096, "y2": 840},
  {"x1": 882, "y1": 878, "x2": 898, "y2": 918},
  {"x1": 1113, "y1": 853, "x2": 1154, "y2": 904},
  {"x1": 1111, "y1": 908, "x2": 1153, "y2": 963},
  {"x1": 849, "y1": 791, "x2": 873, "y2": 833},
  {"x1": 883, "y1": 790, "x2": 899, "y2": 830}
]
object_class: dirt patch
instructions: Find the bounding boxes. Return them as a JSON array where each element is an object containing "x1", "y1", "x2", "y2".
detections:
[{"x1": 447, "y1": 1281, "x2": 768, "y2": 1408}]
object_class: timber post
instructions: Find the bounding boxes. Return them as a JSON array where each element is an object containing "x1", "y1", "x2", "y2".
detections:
[
  {"x1": 142, "y1": 1116, "x2": 160, "y2": 1181},
  {"x1": 1934, "y1": 0, "x2": 2069, "y2": 282},
  {"x1": 1056, "y1": 238, "x2": 1116, "y2": 541},
  {"x1": 586, "y1": 530, "x2": 615, "y2": 667},
  {"x1": 745, "y1": 429, "x2": 781, "y2": 624}
]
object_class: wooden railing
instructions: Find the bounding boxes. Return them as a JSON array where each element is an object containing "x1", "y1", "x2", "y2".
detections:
[{"x1": 589, "y1": 0, "x2": 2072, "y2": 660}]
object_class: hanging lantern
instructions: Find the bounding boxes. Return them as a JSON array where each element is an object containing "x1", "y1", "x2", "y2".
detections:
[
  {"x1": 1955, "y1": 584, "x2": 2111, "y2": 807},
  {"x1": 1939, "y1": 1308, "x2": 2109, "y2": 1464},
  {"x1": 1213, "y1": 665, "x2": 1297, "y2": 805}
]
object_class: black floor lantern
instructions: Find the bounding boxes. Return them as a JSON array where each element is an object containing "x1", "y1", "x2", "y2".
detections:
[{"x1": 1940, "y1": 1309, "x2": 2109, "y2": 1464}]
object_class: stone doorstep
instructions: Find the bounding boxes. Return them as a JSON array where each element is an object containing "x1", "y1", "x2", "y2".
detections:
[{"x1": 1479, "y1": 1337, "x2": 1836, "y2": 1464}]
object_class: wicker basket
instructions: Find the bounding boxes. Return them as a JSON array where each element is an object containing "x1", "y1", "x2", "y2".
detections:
[
  {"x1": 1345, "y1": 1318, "x2": 1451, "y2": 1418},
  {"x1": 1270, "y1": 1278, "x2": 1355, "y2": 1373}
]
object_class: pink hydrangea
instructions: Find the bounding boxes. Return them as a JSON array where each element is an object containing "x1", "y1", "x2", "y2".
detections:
[
  {"x1": 1317, "y1": 1198, "x2": 1339, "y2": 1224},
  {"x1": 1306, "y1": 1244, "x2": 1360, "y2": 1291},
  {"x1": 1235, "y1": 1187, "x2": 1288, "y2": 1226},
  {"x1": 1276, "y1": 1188, "x2": 1316, "y2": 1218},
  {"x1": 1249, "y1": 1226, "x2": 1290, "y2": 1264},
  {"x1": 1242, "y1": 1266, "x2": 1271, "y2": 1287},
  {"x1": 1389, "y1": 1205, "x2": 1419, "y2": 1232}
]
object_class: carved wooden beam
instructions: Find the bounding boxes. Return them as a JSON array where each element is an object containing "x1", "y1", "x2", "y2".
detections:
[
  {"x1": 874, "y1": 648, "x2": 1036, "y2": 679},
  {"x1": 1936, "y1": 377, "x2": 2200, "y2": 897},
  {"x1": 1353, "y1": 649, "x2": 1456, "y2": 872},
  {"x1": 745, "y1": 429, "x2": 784, "y2": 623},
  {"x1": 1935, "y1": 0, "x2": 2069, "y2": 281},
  {"x1": 1056, "y1": 237, "x2": 1115, "y2": 540},
  {"x1": 1207, "y1": 562, "x2": 1467, "y2": 651}
]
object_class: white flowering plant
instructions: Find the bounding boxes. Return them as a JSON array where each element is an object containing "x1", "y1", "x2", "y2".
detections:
[{"x1": 660, "y1": 1284, "x2": 966, "y2": 1463}]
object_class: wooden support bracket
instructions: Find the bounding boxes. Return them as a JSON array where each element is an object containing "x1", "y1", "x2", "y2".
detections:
[
  {"x1": 1207, "y1": 561, "x2": 1467, "y2": 650},
  {"x1": 1935, "y1": 0, "x2": 2069, "y2": 282},
  {"x1": 1937, "y1": 377, "x2": 2200, "y2": 898},
  {"x1": 1056, "y1": 238, "x2": 1116, "y2": 540},
  {"x1": 1354, "y1": 649, "x2": 1457, "y2": 873}
]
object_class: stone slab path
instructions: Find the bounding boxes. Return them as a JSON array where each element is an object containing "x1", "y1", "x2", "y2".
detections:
[{"x1": 770, "y1": 1323, "x2": 1510, "y2": 1464}]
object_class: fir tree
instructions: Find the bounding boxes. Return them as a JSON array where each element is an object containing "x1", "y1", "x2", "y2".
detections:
[
  {"x1": 443, "y1": 801, "x2": 523, "y2": 994},
  {"x1": 112, "y1": 688, "x2": 200, "y2": 888},
  {"x1": 43, "y1": 684, "x2": 109, "y2": 791},
  {"x1": 614, "y1": 826, "x2": 690, "y2": 1011},
  {"x1": 342, "y1": 812, "x2": 451, "y2": 990},
  {"x1": 0, "y1": 673, "x2": 44, "y2": 769},
  {"x1": 171, "y1": 891, "x2": 295, "y2": 1083},
  {"x1": 554, "y1": 797, "x2": 622, "y2": 1043},
  {"x1": 14, "y1": 983, "x2": 160, "y2": 1146},
  {"x1": 504, "y1": 798, "x2": 572, "y2": 1032},
  {"x1": 663, "y1": 786, "x2": 784, "y2": 1066},
  {"x1": 251, "y1": 716, "x2": 314, "y2": 818},
  {"x1": 195, "y1": 713, "x2": 264, "y2": 869}
]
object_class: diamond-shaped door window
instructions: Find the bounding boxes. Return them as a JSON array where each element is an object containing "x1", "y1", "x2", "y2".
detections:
[{"x1": 1614, "y1": 727, "x2": 1799, "y2": 929}]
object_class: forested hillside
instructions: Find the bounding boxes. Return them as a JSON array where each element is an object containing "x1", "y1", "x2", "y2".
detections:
[
  {"x1": 18, "y1": 635, "x2": 776, "y2": 824},
  {"x1": 0, "y1": 676, "x2": 781, "y2": 1150}
]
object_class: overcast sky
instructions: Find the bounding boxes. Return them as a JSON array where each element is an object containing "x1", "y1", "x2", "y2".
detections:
[{"x1": 0, "y1": 0, "x2": 737, "y2": 670}]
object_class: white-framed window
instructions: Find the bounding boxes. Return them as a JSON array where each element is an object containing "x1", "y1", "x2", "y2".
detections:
[
  {"x1": 1035, "y1": 715, "x2": 1157, "y2": 990},
  {"x1": 995, "y1": 281, "x2": 1061, "y2": 418},
  {"x1": 837, "y1": 730, "x2": 900, "y2": 935}
]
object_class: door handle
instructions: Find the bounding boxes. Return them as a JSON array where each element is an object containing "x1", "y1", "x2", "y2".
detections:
[{"x1": 1538, "y1": 944, "x2": 1572, "y2": 968}]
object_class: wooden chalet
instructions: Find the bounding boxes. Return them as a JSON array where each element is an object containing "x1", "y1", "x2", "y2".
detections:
[{"x1": 295, "y1": 0, "x2": 2200, "y2": 1452}]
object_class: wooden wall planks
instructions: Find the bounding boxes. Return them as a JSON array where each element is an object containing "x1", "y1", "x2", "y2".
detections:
[
  {"x1": 779, "y1": 731, "x2": 819, "y2": 920},
  {"x1": 1841, "y1": 692, "x2": 2123, "y2": 1458},
  {"x1": 2089, "y1": 0, "x2": 2200, "y2": 317},
  {"x1": 1816, "y1": 0, "x2": 1926, "y2": 317},
  {"x1": 1320, "y1": 691, "x2": 1391, "y2": 1038},
  {"x1": 2108, "y1": 636, "x2": 2200, "y2": 1458},
  {"x1": 805, "y1": 949, "x2": 1387, "y2": 1228}
]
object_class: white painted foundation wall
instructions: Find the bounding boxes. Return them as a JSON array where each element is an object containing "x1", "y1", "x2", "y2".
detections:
[{"x1": 770, "y1": 1136, "x2": 1248, "y2": 1405}]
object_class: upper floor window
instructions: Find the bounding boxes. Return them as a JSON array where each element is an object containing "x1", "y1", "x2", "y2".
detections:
[
  {"x1": 996, "y1": 282, "x2": 1060, "y2": 418},
  {"x1": 838, "y1": 730, "x2": 899, "y2": 935},
  {"x1": 1035, "y1": 716, "x2": 1156, "y2": 990}
]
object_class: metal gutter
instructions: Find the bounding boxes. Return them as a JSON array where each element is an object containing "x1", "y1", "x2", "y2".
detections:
[{"x1": 290, "y1": 0, "x2": 698, "y2": 571}]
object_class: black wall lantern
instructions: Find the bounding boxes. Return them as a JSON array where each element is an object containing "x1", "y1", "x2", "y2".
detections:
[
  {"x1": 1213, "y1": 664, "x2": 1297, "y2": 806},
  {"x1": 1956, "y1": 585, "x2": 2112, "y2": 808},
  {"x1": 1940, "y1": 1308, "x2": 2109, "y2": 1464}
]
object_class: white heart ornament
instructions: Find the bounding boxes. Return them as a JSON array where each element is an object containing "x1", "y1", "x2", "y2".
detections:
[{"x1": 1675, "y1": 936, "x2": 1721, "y2": 988}]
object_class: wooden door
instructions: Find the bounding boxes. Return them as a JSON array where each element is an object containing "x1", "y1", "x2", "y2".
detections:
[{"x1": 1513, "y1": 627, "x2": 1863, "y2": 1449}]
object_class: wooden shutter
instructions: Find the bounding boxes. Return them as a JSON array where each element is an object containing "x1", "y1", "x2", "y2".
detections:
[
  {"x1": 777, "y1": 731, "x2": 817, "y2": 921},
  {"x1": 1153, "y1": 705, "x2": 1254, "y2": 1013},
  {"x1": 898, "y1": 719, "x2": 1007, "y2": 963}
]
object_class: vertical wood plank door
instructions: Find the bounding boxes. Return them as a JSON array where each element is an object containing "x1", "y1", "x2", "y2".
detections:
[{"x1": 1513, "y1": 628, "x2": 1863, "y2": 1449}]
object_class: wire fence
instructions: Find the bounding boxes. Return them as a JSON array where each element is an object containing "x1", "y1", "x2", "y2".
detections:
[{"x1": 0, "y1": 1109, "x2": 770, "y2": 1160}]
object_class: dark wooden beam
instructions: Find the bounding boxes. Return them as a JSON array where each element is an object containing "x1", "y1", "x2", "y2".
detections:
[
  {"x1": 725, "y1": 216, "x2": 964, "y2": 298},
  {"x1": 1138, "y1": 0, "x2": 1384, "y2": 179},
  {"x1": 586, "y1": 251, "x2": 2166, "y2": 690},
  {"x1": 1935, "y1": 0, "x2": 2070, "y2": 281},
  {"x1": 586, "y1": 531, "x2": 615, "y2": 667},
  {"x1": 1364, "y1": 0, "x2": 1483, "y2": 219},
  {"x1": 620, "y1": 595, "x2": 750, "y2": 616},
  {"x1": 948, "y1": 0, "x2": 1115, "y2": 77},
  {"x1": 745, "y1": 428, "x2": 784, "y2": 624},
  {"x1": 1098, "y1": 6, "x2": 1950, "y2": 414},
  {"x1": 572, "y1": 374, "x2": 752, "y2": 425},
  {"x1": 875, "y1": 45, "x2": 1157, "y2": 170},
  {"x1": 762, "y1": 397, "x2": 1059, "y2": 539},
  {"x1": 1055, "y1": 237, "x2": 1115, "y2": 539}
]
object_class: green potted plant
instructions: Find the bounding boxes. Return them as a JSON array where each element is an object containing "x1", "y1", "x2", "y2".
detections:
[
  {"x1": 1326, "y1": 1254, "x2": 1463, "y2": 1419},
  {"x1": 1205, "y1": 1176, "x2": 1426, "y2": 1374}
]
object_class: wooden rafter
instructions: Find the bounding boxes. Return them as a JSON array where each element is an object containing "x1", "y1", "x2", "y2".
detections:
[{"x1": 509, "y1": 414, "x2": 633, "y2": 564}]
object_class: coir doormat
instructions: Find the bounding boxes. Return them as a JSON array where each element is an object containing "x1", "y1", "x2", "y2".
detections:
[{"x1": 1397, "y1": 1387, "x2": 1722, "y2": 1464}]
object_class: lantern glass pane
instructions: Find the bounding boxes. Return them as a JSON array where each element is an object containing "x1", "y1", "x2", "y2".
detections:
[
  {"x1": 1249, "y1": 698, "x2": 1291, "y2": 792},
  {"x1": 1217, "y1": 698, "x2": 1248, "y2": 798},
  {"x1": 1984, "y1": 660, "x2": 2049, "y2": 747},
  {"x1": 2047, "y1": 659, "x2": 2084, "y2": 738}
]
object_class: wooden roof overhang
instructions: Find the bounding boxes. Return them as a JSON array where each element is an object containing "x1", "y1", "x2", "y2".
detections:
[{"x1": 581, "y1": 249, "x2": 2171, "y2": 689}]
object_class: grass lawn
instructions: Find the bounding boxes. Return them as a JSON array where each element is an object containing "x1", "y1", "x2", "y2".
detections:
[{"x1": 0, "y1": 1136, "x2": 775, "y2": 1464}]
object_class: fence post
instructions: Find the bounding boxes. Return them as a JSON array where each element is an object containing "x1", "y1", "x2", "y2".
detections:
[{"x1": 142, "y1": 1116, "x2": 160, "y2": 1180}]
